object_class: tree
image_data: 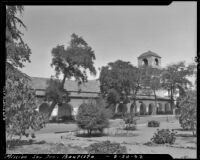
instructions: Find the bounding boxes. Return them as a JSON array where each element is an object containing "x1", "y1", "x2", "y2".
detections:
[
  {"x1": 99, "y1": 60, "x2": 149, "y2": 114},
  {"x1": 76, "y1": 100, "x2": 109, "y2": 135},
  {"x1": 141, "y1": 67, "x2": 162, "y2": 112},
  {"x1": 99, "y1": 60, "x2": 135, "y2": 101},
  {"x1": 5, "y1": 6, "x2": 45, "y2": 140},
  {"x1": 161, "y1": 62, "x2": 196, "y2": 111},
  {"x1": 45, "y1": 34, "x2": 96, "y2": 119},
  {"x1": 6, "y1": 6, "x2": 31, "y2": 68},
  {"x1": 179, "y1": 90, "x2": 196, "y2": 135}
]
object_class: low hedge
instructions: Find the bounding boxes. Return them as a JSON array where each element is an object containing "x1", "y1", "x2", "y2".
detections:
[
  {"x1": 148, "y1": 120, "x2": 160, "y2": 127},
  {"x1": 87, "y1": 141, "x2": 127, "y2": 154}
]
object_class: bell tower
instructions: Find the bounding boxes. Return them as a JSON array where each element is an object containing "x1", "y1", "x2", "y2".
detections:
[{"x1": 138, "y1": 50, "x2": 161, "y2": 68}]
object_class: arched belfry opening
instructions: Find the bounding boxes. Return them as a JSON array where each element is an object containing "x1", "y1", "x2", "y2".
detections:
[
  {"x1": 155, "y1": 58, "x2": 159, "y2": 66},
  {"x1": 142, "y1": 58, "x2": 148, "y2": 66}
]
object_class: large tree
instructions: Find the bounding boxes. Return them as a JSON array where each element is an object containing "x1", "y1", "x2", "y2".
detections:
[
  {"x1": 161, "y1": 61, "x2": 196, "y2": 110},
  {"x1": 6, "y1": 6, "x2": 31, "y2": 68},
  {"x1": 141, "y1": 66, "x2": 162, "y2": 110},
  {"x1": 99, "y1": 60, "x2": 144, "y2": 112},
  {"x1": 45, "y1": 34, "x2": 96, "y2": 119},
  {"x1": 99, "y1": 60, "x2": 135, "y2": 101},
  {"x1": 5, "y1": 6, "x2": 45, "y2": 140}
]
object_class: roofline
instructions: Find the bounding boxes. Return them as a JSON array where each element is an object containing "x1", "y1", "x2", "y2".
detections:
[
  {"x1": 137, "y1": 55, "x2": 162, "y2": 59},
  {"x1": 34, "y1": 89, "x2": 100, "y2": 94}
]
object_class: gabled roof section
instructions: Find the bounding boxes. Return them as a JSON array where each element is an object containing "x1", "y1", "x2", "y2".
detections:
[
  {"x1": 138, "y1": 50, "x2": 161, "y2": 59},
  {"x1": 30, "y1": 77, "x2": 100, "y2": 93}
]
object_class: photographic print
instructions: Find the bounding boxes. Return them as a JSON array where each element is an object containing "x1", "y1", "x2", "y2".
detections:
[{"x1": 4, "y1": 2, "x2": 197, "y2": 159}]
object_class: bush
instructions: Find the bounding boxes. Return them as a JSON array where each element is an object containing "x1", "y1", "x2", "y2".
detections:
[
  {"x1": 112, "y1": 112, "x2": 123, "y2": 119},
  {"x1": 5, "y1": 65, "x2": 45, "y2": 140},
  {"x1": 148, "y1": 120, "x2": 160, "y2": 127},
  {"x1": 58, "y1": 115, "x2": 75, "y2": 122},
  {"x1": 87, "y1": 141, "x2": 127, "y2": 154},
  {"x1": 179, "y1": 91, "x2": 196, "y2": 135},
  {"x1": 151, "y1": 129, "x2": 177, "y2": 144},
  {"x1": 123, "y1": 125, "x2": 137, "y2": 131},
  {"x1": 123, "y1": 113, "x2": 138, "y2": 130},
  {"x1": 76, "y1": 100, "x2": 109, "y2": 135}
]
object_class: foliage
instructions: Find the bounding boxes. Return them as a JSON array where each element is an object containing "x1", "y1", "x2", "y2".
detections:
[
  {"x1": 112, "y1": 112, "x2": 123, "y2": 119},
  {"x1": 179, "y1": 90, "x2": 196, "y2": 135},
  {"x1": 58, "y1": 115, "x2": 75, "y2": 123},
  {"x1": 99, "y1": 60, "x2": 139, "y2": 103},
  {"x1": 6, "y1": 65, "x2": 45, "y2": 139},
  {"x1": 87, "y1": 141, "x2": 127, "y2": 154},
  {"x1": 5, "y1": 6, "x2": 45, "y2": 140},
  {"x1": 123, "y1": 113, "x2": 138, "y2": 130},
  {"x1": 6, "y1": 6, "x2": 31, "y2": 68},
  {"x1": 161, "y1": 62, "x2": 196, "y2": 108},
  {"x1": 106, "y1": 88, "x2": 120, "y2": 105},
  {"x1": 76, "y1": 100, "x2": 109, "y2": 135},
  {"x1": 151, "y1": 129, "x2": 177, "y2": 144},
  {"x1": 46, "y1": 77, "x2": 70, "y2": 104},
  {"x1": 46, "y1": 33, "x2": 97, "y2": 118},
  {"x1": 142, "y1": 67, "x2": 162, "y2": 107},
  {"x1": 148, "y1": 120, "x2": 160, "y2": 127}
]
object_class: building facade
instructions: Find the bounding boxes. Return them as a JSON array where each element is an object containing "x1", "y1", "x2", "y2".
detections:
[{"x1": 31, "y1": 51, "x2": 173, "y2": 119}]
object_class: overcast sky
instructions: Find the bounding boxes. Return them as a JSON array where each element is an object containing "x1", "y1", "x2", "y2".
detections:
[{"x1": 20, "y1": 2, "x2": 197, "y2": 80}]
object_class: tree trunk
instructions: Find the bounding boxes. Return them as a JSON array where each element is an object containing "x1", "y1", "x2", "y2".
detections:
[
  {"x1": 45, "y1": 100, "x2": 57, "y2": 122},
  {"x1": 46, "y1": 74, "x2": 67, "y2": 122},
  {"x1": 170, "y1": 86, "x2": 174, "y2": 113},
  {"x1": 133, "y1": 89, "x2": 138, "y2": 115},
  {"x1": 61, "y1": 75, "x2": 67, "y2": 89},
  {"x1": 153, "y1": 90, "x2": 157, "y2": 115}
]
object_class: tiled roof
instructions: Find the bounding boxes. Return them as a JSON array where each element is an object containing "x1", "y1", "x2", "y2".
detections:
[
  {"x1": 138, "y1": 50, "x2": 161, "y2": 59},
  {"x1": 30, "y1": 77, "x2": 100, "y2": 93}
]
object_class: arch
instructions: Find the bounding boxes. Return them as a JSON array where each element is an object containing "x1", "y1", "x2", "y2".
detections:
[
  {"x1": 39, "y1": 103, "x2": 49, "y2": 116},
  {"x1": 117, "y1": 103, "x2": 123, "y2": 113},
  {"x1": 157, "y1": 103, "x2": 165, "y2": 114},
  {"x1": 155, "y1": 58, "x2": 159, "y2": 66},
  {"x1": 140, "y1": 103, "x2": 146, "y2": 115},
  {"x1": 142, "y1": 58, "x2": 148, "y2": 66},
  {"x1": 148, "y1": 103, "x2": 155, "y2": 115},
  {"x1": 130, "y1": 103, "x2": 136, "y2": 114},
  {"x1": 117, "y1": 103, "x2": 127, "y2": 114},
  {"x1": 57, "y1": 103, "x2": 73, "y2": 120},
  {"x1": 165, "y1": 103, "x2": 171, "y2": 114}
]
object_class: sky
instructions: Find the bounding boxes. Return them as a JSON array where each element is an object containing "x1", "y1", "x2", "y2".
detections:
[{"x1": 20, "y1": 2, "x2": 197, "y2": 80}]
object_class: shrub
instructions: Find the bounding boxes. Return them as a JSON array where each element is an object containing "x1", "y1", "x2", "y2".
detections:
[
  {"x1": 112, "y1": 112, "x2": 123, "y2": 119},
  {"x1": 87, "y1": 141, "x2": 127, "y2": 154},
  {"x1": 151, "y1": 129, "x2": 177, "y2": 144},
  {"x1": 179, "y1": 91, "x2": 196, "y2": 135},
  {"x1": 123, "y1": 125, "x2": 137, "y2": 131},
  {"x1": 76, "y1": 100, "x2": 109, "y2": 135},
  {"x1": 5, "y1": 65, "x2": 45, "y2": 140},
  {"x1": 148, "y1": 120, "x2": 160, "y2": 127},
  {"x1": 58, "y1": 115, "x2": 75, "y2": 122},
  {"x1": 123, "y1": 113, "x2": 138, "y2": 130}
]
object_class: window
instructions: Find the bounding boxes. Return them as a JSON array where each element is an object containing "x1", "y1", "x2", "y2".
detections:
[
  {"x1": 155, "y1": 58, "x2": 159, "y2": 65},
  {"x1": 142, "y1": 58, "x2": 148, "y2": 66}
]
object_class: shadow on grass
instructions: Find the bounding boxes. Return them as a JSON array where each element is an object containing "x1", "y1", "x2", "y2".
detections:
[
  {"x1": 6, "y1": 139, "x2": 46, "y2": 149},
  {"x1": 173, "y1": 128, "x2": 194, "y2": 132},
  {"x1": 176, "y1": 133, "x2": 196, "y2": 137},
  {"x1": 76, "y1": 132, "x2": 107, "y2": 138}
]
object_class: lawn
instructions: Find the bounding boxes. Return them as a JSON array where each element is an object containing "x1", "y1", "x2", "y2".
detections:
[{"x1": 7, "y1": 115, "x2": 196, "y2": 158}]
